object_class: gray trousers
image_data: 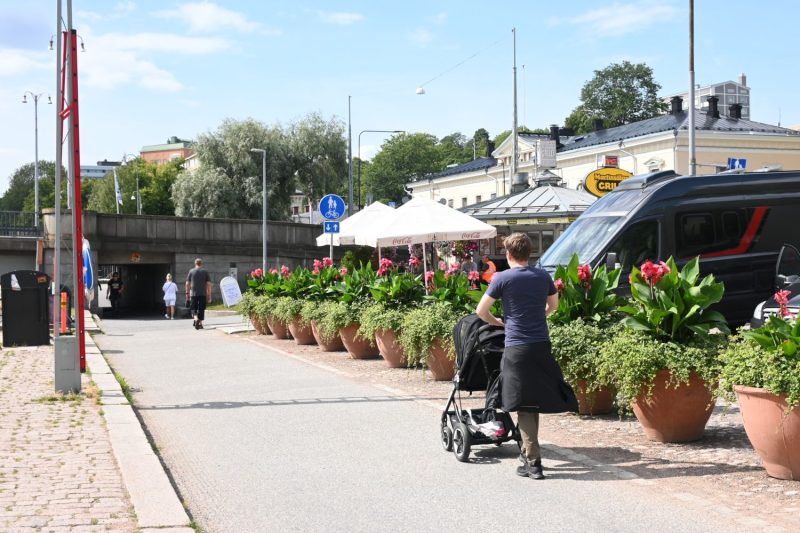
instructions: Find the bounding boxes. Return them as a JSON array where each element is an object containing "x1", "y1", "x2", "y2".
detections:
[{"x1": 518, "y1": 410, "x2": 540, "y2": 461}]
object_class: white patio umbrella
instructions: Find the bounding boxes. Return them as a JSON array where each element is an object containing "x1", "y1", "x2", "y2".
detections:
[{"x1": 315, "y1": 201, "x2": 394, "y2": 247}]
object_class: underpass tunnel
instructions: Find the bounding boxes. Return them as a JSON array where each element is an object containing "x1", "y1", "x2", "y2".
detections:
[{"x1": 99, "y1": 263, "x2": 172, "y2": 317}]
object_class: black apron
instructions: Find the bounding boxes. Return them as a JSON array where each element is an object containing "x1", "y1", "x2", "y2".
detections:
[{"x1": 500, "y1": 341, "x2": 578, "y2": 413}]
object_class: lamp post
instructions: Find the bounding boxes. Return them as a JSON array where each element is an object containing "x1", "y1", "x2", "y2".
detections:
[
  {"x1": 250, "y1": 148, "x2": 268, "y2": 272},
  {"x1": 122, "y1": 154, "x2": 141, "y2": 214},
  {"x1": 22, "y1": 92, "x2": 52, "y2": 228},
  {"x1": 357, "y1": 129, "x2": 404, "y2": 208}
]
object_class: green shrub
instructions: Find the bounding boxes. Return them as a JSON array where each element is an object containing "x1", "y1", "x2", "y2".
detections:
[
  {"x1": 550, "y1": 253, "x2": 623, "y2": 324},
  {"x1": 550, "y1": 319, "x2": 621, "y2": 390},
  {"x1": 314, "y1": 301, "x2": 351, "y2": 343},
  {"x1": 398, "y1": 303, "x2": 461, "y2": 367},
  {"x1": 271, "y1": 297, "x2": 303, "y2": 324},
  {"x1": 253, "y1": 295, "x2": 274, "y2": 322},
  {"x1": 358, "y1": 303, "x2": 407, "y2": 341}
]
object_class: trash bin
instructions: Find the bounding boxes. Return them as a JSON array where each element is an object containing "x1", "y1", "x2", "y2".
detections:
[{"x1": 1, "y1": 270, "x2": 51, "y2": 346}]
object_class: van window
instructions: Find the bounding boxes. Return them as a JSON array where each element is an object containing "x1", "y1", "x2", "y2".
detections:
[
  {"x1": 539, "y1": 216, "x2": 625, "y2": 267},
  {"x1": 676, "y1": 209, "x2": 750, "y2": 257},
  {"x1": 607, "y1": 220, "x2": 659, "y2": 269}
]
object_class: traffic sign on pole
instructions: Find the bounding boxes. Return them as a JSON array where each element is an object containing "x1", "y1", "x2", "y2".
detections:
[
  {"x1": 727, "y1": 158, "x2": 747, "y2": 170},
  {"x1": 320, "y1": 194, "x2": 346, "y2": 221},
  {"x1": 324, "y1": 221, "x2": 340, "y2": 233}
]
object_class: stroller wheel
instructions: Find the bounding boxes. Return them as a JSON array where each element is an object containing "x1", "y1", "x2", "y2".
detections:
[
  {"x1": 441, "y1": 425, "x2": 453, "y2": 452},
  {"x1": 452, "y1": 423, "x2": 471, "y2": 462}
]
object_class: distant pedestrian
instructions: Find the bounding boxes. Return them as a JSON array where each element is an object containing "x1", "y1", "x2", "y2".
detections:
[
  {"x1": 480, "y1": 254, "x2": 497, "y2": 284},
  {"x1": 460, "y1": 255, "x2": 478, "y2": 274},
  {"x1": 106, "y1": 272, "x2": 123, "y2": 316},
  {"x1": 186, "y1": 258, "x2": 212, "y2": 330},
  {"x1": 475, "y1": 233, "x2": 577, "y2": 480},
  {"x1": 162, "y1": 273, "x2": 178, "y2": 320}
]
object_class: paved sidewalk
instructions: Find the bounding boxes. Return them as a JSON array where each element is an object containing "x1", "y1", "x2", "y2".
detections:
[{"x1": 0, "y1": 344, "x2": 136, "y2": 532}]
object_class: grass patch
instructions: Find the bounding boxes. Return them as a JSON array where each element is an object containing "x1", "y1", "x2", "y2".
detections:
[
  {"x1": 33, "y1": 392, "x2": 83, "y2": 404},
  {"x1": 114, "y1": 371, "x2": 133, "y2": 404},
  {"x1": 204, "y1": 301, "x2": 230, "y2": 311}
]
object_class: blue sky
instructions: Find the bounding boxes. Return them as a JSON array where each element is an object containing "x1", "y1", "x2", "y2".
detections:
[{"x1": 3, "y1": 0, "x2": 800, "y2": 193}]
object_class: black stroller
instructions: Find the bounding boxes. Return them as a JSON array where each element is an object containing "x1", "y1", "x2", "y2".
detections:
[{"x1": 440, "y1": 314, "x2": 521, "y2": 462}]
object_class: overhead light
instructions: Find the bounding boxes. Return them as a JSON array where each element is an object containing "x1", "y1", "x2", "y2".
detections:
[
  {"x1": 415, "y1": 87, "x2": 426, "y2": 95},
  {"x1": 49, "y1": 37, "x2": 53, "y2": 50},
  {"x1": 22, "y1": 95, "x2": 27, "y2": 103},
  {"x1": 47, "y1": 96, "x2": 52, "y2": 104}
]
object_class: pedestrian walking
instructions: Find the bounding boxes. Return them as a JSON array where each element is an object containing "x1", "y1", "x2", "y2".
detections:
[
  {"x1": 475, "y1": 232, "x2": 578, "y2": 480},
  {"x1": 162, "y1": 273, "x2": 178, "y2": 319},
  {"x1": 185, "y1": 258, "x2": 212, "y2": 330},
  {"x1": 106, "y1": 272, "x2": 123, "y2": 316}
]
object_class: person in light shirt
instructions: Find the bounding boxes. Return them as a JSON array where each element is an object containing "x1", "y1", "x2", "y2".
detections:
[{"x1": 162, "y1": 273, "x2": 178, "y2": 319}]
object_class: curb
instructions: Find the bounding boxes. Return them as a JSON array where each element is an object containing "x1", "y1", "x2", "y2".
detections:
[{"x1": 85, "y1": 316, "x2": 191, "y2": 530}]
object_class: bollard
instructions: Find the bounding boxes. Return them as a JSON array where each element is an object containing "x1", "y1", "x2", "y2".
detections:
[{"x1": 60, "y1": 291, "x2": 68, "y2": 334}]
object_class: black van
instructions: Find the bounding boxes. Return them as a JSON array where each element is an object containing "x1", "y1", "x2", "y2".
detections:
[{"x1": 537, "y1": 169, "x2": 800, "y2": 326}]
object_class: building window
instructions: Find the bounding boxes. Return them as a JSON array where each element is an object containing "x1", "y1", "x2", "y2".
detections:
[
  {"x1": 461, "y1": 197, "x2": 468, "y2": 208},
  {"x1": 490, "y1": 193, "x2": 497, "y2": 199},
  {"x1": 475, "y1": 195, "x2": 482, "y2": 203},
  {"x1": 447, "y1": 199, "x2": 454, "y2": 208},
  {"x1": 292, "y1": 206, "x2": 299, "y2": 215}
]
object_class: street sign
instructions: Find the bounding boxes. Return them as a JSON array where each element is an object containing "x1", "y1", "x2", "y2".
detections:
[
  {"x1": 324, "y1": 221, "x2": 340, "y2": 233},
  {"x1": 319, "y1": 194, "x2": 346, "y2": 220},
  {"x1": 727, "y1": 158, "x2": 747, "y2": 170}
]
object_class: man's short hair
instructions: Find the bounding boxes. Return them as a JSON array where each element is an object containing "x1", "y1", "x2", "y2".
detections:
[
  {"x1": 194, "y1": 258, "x2": 203, "y2": 266},
  {"x1": 504, "y1": 233, "x2": 532, "y2": 262}
]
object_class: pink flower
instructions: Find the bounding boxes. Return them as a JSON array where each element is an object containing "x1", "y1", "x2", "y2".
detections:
[
  {"x1": 312, "y1": 267, "x2": 320, "y2": 275},
  {"x1": 425, "y1": 271, "x2": 434, "y2": 283},
  {"x1": 323, "y1": 257, "x2": 333, "y2": 268},
  {"x1": 641, "y1": 260, "x2": 670, "y2": 287},
  {"x1": 448, "y1": 263, "x2": 460, "y2": 275},
  {"x1": 554, "y1": 278, "x2": 564, "y2": 292},
  {"x1": 379, "y1": 257, "x2": 394, "y2": 270},
  {"x1": 339, "y1": 267, "x2": 348, "y2": 276},
  {"x1": 409, "y1": 256, "x2": 420, "y2": 267},
  {"x1": 253, "y1": 268, "x2": 264, "y2": 278},
  {"x1": 775, "y1": 290, "x2": 791, "y2": 306},
  {"x1": 577, "y1": 264, "x2": 592, "y2": 287},
  {"x1": 280, "y1": 265, "x2": 290, "y2": 278},
  {"x1": 468, "y1": 270, "x2": 480, "y2": 282},
  {"x1": 313, "y1": 259, "x2": 322, "y2": 270},
  {"x1": 269, "y1": 268, "x2": 278, "y2": 274},
  {"x1": 438, "y1": 261, "x2": 447, "y2": 271}
]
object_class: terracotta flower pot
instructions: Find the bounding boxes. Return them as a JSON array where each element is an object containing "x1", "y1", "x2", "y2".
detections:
[
  {"x1": 375, "y1": 329, "x2": 406, "y2": 368},
  {"x1": 266, "y1": 316, "x2": 291, "y2": 340},
  {"x1": 426, "y1": 339, "x2": 455, "y2": 381},
  {"x1": 339, "y1": 323, "x2": 380, "y2": 359},
  {"x1": 735, "y1": 385, "x2": 800, "y2": 480},
  {"x1": 632, "y1": 369, "x2": 714, "y2": 443},
  {"x1": 249, "y1": 313, "x2": 265, "y2": 335},
  {"x1": 288, "y1": 318, "x2": 316, "y2": 345},
  {"x1": 311, "y1": 321, "x2": 345, "y2": 352},
  {"x1": 575, "y1": 380, "x2": 615, "y2": 416}
]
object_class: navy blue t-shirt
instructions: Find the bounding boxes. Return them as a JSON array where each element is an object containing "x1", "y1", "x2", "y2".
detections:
[{"x1": 486, "y1": 266, "x2": 556, "y2": 347}]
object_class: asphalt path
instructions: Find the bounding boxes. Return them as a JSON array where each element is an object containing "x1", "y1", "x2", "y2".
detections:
[{"x1": 97, "y1": 314, "x2": 727, "y2": 533}]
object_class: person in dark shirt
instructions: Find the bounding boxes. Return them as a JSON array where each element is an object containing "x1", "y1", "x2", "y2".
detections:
[
  {"x1": 476, "y1": 233, "x2": 577, "y2": 480},
  {"x1": 185, "y1": 258, "x2": 212, "y2": 330},
  {"x1": 106, "y1": 272, "x2": 123, "y2": 315}
]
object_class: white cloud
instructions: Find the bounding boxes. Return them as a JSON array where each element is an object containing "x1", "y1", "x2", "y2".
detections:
[
  {"x1": 98, "y1": 32, "x2": 230, "y2": 55},
  {"x1": 0, "y1": 49, "x2": 50, "y2": 77},
  {"x1": 316, "y1": 11, "x2": 364, "y2": 25},
  {"x1": 409, "y1": 28, "x2": 434, "y2": 47},
  {"x1": 568, "y1": 1, "x2": 677, "y2": 36},
  {"x1": 77, "y1": 1, "x2": 136, "y2": 22},
  {"x1": 154, "y1": 1, "x2": 261, "y2": 33}
]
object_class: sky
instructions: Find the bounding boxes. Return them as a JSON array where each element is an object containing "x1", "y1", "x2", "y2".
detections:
[{"x1": 2, "y1": 0, "x2": 800, "y2": 194}]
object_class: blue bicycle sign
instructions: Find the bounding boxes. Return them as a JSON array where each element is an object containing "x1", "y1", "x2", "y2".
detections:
[{"x1": 319, "y1": 194, "x2": 346, "y2": 220}]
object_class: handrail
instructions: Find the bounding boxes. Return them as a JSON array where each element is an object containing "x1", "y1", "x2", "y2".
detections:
[{"x1": 0, "y1": 211, "x2": 41, "y2": 237}]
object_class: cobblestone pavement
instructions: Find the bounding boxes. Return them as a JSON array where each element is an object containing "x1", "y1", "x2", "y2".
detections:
[
  {"x1": 245, "y1": 332, "x2": 800, "y2": 531},
  {"x1": 0, "y1": 345, "x2": 136, "y2": 532}
]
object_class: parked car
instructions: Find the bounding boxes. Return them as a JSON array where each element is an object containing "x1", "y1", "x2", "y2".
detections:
[
  {"x1": 538, "y1": 169, "x2": 800, "y2": 326},
  {"x1": 751, "y1": 244, "x2": 800, "y2": 328}
]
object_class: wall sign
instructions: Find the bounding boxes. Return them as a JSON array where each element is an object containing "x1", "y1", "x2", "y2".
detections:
[{"x1": 583, "y1": 167, "x2": 633, "y2": 197}]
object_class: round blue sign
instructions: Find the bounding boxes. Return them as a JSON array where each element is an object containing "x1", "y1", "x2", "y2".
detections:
[{"x1": 319, "y1": 194, "x2": 346, "y2": 220}]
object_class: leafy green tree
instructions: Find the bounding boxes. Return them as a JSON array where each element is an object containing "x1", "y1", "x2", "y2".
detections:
[
  {"x1": 86, "y1": 158, "x2": 179, "y2": 215},
  {"x1": 438, "y1": 132, "x2": 468, "y2": 166},
  {"x1": 472, "y1": 128, "x2": 490, "y2": 158},
  {"x1": 289, "y1": 112, "x2": 348, "y2": 207},
  {"x1": 1, "y1": 161, "x2": 61, "y2": 211},
  {"x1": 565, "y1": 60, "x2": 667, "y2": 134},
  {"x1": 363, "y1": 133, "x2": 441, "y2": 204}
]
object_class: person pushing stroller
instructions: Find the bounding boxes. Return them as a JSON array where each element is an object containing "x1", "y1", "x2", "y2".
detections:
[{"x1": 476, "y1": 233, "x2": 578, "y2": 480}]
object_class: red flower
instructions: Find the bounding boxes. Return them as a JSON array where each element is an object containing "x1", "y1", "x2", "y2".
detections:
[
  {"x1": 641, "y1": 260, "x2": 671, "y2": 287},
  {"x1": 447, "y1": 263, "x2": 460, "y2": 275},
  {"x1": 775, "y1": 290, "x2": 791, "y2": 306},
  {"x1": 323, "y1": 257, "x2": 333, "y2": 268},
  {"x1": 280, "y1": 265, "x2": 290, "y2": 278},
  {"x1": 312, "y1": 267, "x2": 320, "y2": 275},
  {"x1": 468, "y1": 270, "x2": 480, "y2": 282},
  {"x1": 409, "y1": 256, "x2": 420, "y2": 267},
  {"x1": 577, "y1": 264, "x2": 592, "y2": 288},
  {"x1": 269, "y1": 268, "x2": 278, "y2": 274},
  {"x1": 252, "y1": 268, "x2": 263, "y2": 278},
  {"x1": 425, "y1": 271, "x2": 434, "y2": 283},
  {"x1": 438, "y1": 260, "x2": 447, "y2": 271},
  {"x1": 554, "y1": 278, "x2": 565, "y2": 292},
  {"x1": 313, "y1": 259, "x2": 322, "y2": 270},
  {"x1": 339, "y1": 267, "x2": 348, "y2": 276}
]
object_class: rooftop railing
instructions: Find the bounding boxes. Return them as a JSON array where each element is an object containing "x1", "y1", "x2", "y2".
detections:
[{"x1": 0, "y1": 211, "x2": 40, "y2": 237}]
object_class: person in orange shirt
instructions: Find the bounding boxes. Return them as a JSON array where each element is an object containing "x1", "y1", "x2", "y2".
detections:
[{"x1": 481, "y1": 254, "x2": 497, "y2": 284}]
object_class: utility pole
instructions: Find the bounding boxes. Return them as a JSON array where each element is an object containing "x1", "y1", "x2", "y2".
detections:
[
  {"x1": 511, "y1": 28, "x2": 519, "y2": 178},
  {"x1": 688, "y1": 0, "x2": 697, "y2": 176},
  {"x1": 347, "y1": 96, "x2": 353, "y2": 216}
]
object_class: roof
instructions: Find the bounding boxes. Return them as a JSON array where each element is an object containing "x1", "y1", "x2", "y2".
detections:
[
  {"x1": 561, "y1": 110, "x2": 800, "y2": 152},
  {"x1": 461, "y1": 183, "x2": 596, "y2": 220},
  {"x1": 415, "y1": 156, "x2": 496, "y2": 181},
  {"x1": 140, "y1": 141, "x2": 193, "y2": 153}
]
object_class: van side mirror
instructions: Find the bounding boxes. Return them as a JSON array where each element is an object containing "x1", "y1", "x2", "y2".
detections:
[
  {"x1": 776, "y1": 244, "x2": 800, "y2": 289},
  {"x1": 605, "y1": 252, "x2": 618, "y2": 270}
]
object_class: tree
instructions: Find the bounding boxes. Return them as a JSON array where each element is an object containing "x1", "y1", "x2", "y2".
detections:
[
  {"x1": 0, "y1": 161, "x2": 61, "y2": 212},
  {"x1": 172, "y1": 118, "x2": 296, "y2": 220},
  {"x1": 565, "y1": 60, "x2": 667, "y2": 134},
  {"x1": 472, "y1": 128, "x2": 490, "y2": 158},
  {"x1": 363, "y1": 133, "x2": 441, "y2": 204},
  {"x1": 288, "y1": 112, "x2": 348, "y2": 208},
  {"x1": 87, "y1": 158, "x2": 181, "y2": 215},
  {"x1": 438, "y1": 132, "x2": 469, "y2": 166}
]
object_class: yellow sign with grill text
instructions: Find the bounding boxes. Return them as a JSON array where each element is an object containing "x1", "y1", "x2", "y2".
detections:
[{"x1": 583, "y1": 167, "x2": 633, "y2": 197}]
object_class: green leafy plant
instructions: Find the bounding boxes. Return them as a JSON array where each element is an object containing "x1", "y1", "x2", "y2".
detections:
[
  {"x1": 719, "y1": 330, "x2": 800, "y2": 410},
  {"x1": 252, "y1": 295, "x2": 274, "y2": 323},
  {"x1": 333, "y1": 263, "x2": 376, "y2": 304},
  {"x1": 744, "y1": 291, "x2": 800, "y2": 355},
  {"x1": 271, "y1": 297, "x2": 303, "y2": 324},
  {"x1": 314, "y1": 301, "x2": 351, "y2": 343},
  {"x1": 424, "y1": 269, "x2": 483, "y2": 313},
  {"x1": 236, "y1": 290, "x2": 258, "y2": 319},
  {"x1": 369, "y1": 270, "x2": 424, "y2": 307},
  {"x1": 550, "y1": 254, "x2": 623, "y2": 324},
  {"x1": 550, "y1": 319, "x2": 621, "y2": 391},
  {"x1": 621, "y1": 257, "x2": 729, "y2": 343},
  {"x1": 357, "y1": 303, "x2": 408, "y2": 341},
  {"x1": 300, "y1": 299, "x2": 324, "y2": 326},
  {"x1": 398, "y1": 302, "x2": 461, "y2": 367},
  {"x1": 597, "y1": 328, "x2": 722, "y2": 414}
]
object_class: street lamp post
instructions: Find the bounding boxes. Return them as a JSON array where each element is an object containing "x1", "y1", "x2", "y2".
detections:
[
  {"x1": 250, "y1": 148, "x2": 268, "y2": 272},
  {"x1": 22, "y1": 92, "x2": 52, "y2": 228},
  {"x1": 357, "y1": 129, "x2": 405, "y2": 208},
  {"x1": 122, "y1": 154, "x2": 141, "y2": 214}
]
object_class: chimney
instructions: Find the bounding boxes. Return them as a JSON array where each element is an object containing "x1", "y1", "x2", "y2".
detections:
[
  {"x1": 486, "y1": 140, "x2": 495, "y2": 158},
  {"x1": 549, "y1": 124, "x2": 562, "y2": 148},
  {"x1": 706, "y1": 96, "x2": 720, "y2": 118},
  {"x1": 670, "y1": 96, "x2": 684, "y2": 115},
  {"x1": 729, "y1": 103, "x2": 742, "y2": 120},
  {"x1": 739, "y1": 72, "x2": 747, "y2": 87},
  {"x1": 592, "y1": 118, "x2": 605, "y2": 131},
  {"x1": 510, "y1": 172, "x2": 529, "y2": 194}
]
